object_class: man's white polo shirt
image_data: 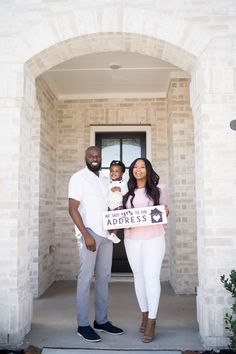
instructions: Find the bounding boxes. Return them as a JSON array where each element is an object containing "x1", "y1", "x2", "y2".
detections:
[{"x1": 68, "y1": 167, "x2": 109, "y2": 238}]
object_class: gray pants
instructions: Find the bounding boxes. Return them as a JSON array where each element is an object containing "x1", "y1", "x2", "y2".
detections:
[{"x1": 76, "y1": 228, "x2": 113, "y2": 326}]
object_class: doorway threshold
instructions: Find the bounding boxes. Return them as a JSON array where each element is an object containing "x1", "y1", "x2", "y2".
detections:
[{"x1": 111, "y1": 273, "x2": 133, "y2": 282}]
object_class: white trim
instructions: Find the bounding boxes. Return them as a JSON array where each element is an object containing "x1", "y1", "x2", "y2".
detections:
[
  {"x1": 58, "y1": 92, "x2": 166, "y2": 100},
  {"x1": 90, "y1": 125, "x2": 151, "y2": 160},
  {"x1": 169, "y1": 71, "x2": 190, "y2": 79}
]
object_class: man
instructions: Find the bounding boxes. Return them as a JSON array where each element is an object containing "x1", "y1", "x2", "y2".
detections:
[{"x1": 68, "y1": 146, "x2": 124, "y2": 342}]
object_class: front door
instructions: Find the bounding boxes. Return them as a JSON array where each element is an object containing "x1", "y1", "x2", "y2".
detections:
[{"x1": 96, "y1": 132, "x2": 146, "y2": 272}]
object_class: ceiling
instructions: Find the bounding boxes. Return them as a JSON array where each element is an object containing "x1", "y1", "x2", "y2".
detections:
[{"x1": 42, "y1": 51, "x2": 188, "y2": 99}]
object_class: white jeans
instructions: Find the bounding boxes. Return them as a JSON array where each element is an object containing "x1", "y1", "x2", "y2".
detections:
[{"x1": 124, "y1": 235, "x2": 165, "y2": 319}]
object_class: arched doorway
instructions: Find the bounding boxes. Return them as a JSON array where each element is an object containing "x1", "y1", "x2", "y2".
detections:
[
  {"x1": 14, "y1": 32, "x2": 198, "y2": 348},
  {"x1": 25, "y1": 33, "x2": 197, "y2": 298}
]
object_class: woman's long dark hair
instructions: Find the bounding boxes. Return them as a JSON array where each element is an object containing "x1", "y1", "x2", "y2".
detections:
[{"x1": 123, "y1": 158, "x2": 160, "y2": 208}]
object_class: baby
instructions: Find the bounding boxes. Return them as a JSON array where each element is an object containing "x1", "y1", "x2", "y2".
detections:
[{"x1": 107, "y1": 160, "x2": 128, "y2": 244}]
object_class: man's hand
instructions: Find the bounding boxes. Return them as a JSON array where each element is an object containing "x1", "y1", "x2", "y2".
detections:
[
  {"x1": 69, "y1": 198, "x2": 96, "y2": 252},
  {"x1": 84, "y1": 233, "x2": 96, "y2": 252}
]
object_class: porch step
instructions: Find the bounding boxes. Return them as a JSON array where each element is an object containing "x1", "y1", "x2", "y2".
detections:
[{"x1": 42, "y1": 349, "x2": 182, "y2": 354}]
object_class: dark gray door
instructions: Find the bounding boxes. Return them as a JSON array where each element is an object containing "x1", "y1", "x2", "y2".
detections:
[{"x1": 96, "y1": 132, "x2": 146, "y2": 272}]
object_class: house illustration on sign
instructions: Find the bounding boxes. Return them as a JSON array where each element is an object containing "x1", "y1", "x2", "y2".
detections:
[{"x1": 150, "y1": 207, "x2": 163, "y2": 223}]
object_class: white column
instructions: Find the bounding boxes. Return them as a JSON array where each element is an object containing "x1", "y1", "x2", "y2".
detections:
[
  {"x1": 190, "y1": 36, "x2": 236, "y2": 348},
  {"x1": 0, "y1": 65, "x2": 34, "y2": 344}
]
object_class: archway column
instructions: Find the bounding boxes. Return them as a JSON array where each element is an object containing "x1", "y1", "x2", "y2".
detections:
[
  {"x1": 190, "y1": 37, "x2": 236, "y2": 348},
  {"x1": 0, "y1": 65, "x2": 34, "y2": 344},
  {"x1": 167, "y1": 78, "x2": 197, "y2": 295}
]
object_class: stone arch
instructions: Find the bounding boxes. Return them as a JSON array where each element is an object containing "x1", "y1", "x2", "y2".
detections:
[
  {"x1": 26, "y1": 32, "x2": 196, "y2": 78},
  {"x1": 24, "y1": 32, "x2": 198, "y2": 300}
]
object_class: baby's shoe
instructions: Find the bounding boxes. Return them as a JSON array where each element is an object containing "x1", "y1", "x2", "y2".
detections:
[{"x1": 107, "y1": 233, "x2": 121, "y2": 244}]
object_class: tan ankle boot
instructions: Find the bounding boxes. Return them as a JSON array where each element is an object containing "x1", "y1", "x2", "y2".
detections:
[
  {"x1": 139, "y1": 312, "x2": 148, "y2": 333},
  {"x1": 142, "y1": 318, "x2": 156, "y2": 343}
]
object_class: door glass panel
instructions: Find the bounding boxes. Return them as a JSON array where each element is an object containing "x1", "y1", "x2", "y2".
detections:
[
  {"x1": 122, "y1": 138, "x2": 141, "y2": 168},
  {"x1": 101, "y1": 138, "x2": 120, "y2": 176},
  {"x1": 97, "y1": 133, "x2": 145, "y2": 179}
]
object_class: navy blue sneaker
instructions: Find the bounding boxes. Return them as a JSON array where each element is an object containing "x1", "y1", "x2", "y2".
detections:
[
  {"x1": 77, "y1": 325, "x2": 101, "y2": 342},
  {"x1": 93, "y1": 321, "x2": 124, "y2": 335}
]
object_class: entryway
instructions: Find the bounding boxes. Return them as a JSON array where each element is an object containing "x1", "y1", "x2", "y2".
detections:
[
  {"x1": 5, "y1": 31, "x2": 200, "y2": 346},
  {"x1": 96, "y1": 131, "x2": 146, "y2": 273}
]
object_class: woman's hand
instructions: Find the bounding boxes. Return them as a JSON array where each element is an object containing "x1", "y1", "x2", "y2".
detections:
[{"x1": 165, "y1": 205, "x2": 170, "y2": 217}]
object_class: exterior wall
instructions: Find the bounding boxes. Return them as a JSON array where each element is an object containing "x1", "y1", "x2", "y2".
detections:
[
  {"x1": 190, "y1": 36, "x2": 236, "y2": 348},
  {"x1": 167, "y1": 79, "x2": 197, "y2": 294},
  {"x1": 0, "y1": 0, "x2": 236, "y2": 348},
  {"x1": 0, "y1": 65, "x2": 33, "y2": 344}
]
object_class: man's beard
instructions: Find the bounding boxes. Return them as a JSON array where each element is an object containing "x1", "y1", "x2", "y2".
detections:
[{"x1": 86, "y1": 161, "x2": 101, "y2": 172}]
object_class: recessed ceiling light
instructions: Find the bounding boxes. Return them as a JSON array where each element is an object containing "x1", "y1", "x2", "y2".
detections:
[{"x1": 109, "y1": 63, "x2": 121, "y2": 70}]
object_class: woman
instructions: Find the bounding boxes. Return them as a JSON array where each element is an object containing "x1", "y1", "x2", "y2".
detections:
[{"x1": 123, "y1": 158, "x2": 169, "y2": 343}]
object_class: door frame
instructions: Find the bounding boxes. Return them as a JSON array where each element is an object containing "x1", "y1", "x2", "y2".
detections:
[
  {"x1": 90, "y1": 125, "x2": 151, "y2": 274},
  {"x1": 90, "y1": 125, "x2": 151, "y2": 160}
]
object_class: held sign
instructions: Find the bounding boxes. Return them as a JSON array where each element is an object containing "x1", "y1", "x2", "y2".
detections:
[{"x1": 103, "y1": 205, "x2": 167, "y2": 230}]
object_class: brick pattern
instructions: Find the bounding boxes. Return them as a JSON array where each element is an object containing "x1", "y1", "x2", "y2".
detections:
[
  {"x1": 0, "y1": 70, "x2": 34, "y2": 344},
  {"x1": 35, "y1": 77, "x2": 57, "y2": 296},
  {"x1": 191, "y1": 36, "x2": 236, "y2": 347},
  {"x1": 167, "y1": 79, "x2": 197, "y2": 294}
]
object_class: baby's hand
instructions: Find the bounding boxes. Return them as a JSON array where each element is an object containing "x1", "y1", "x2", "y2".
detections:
[
  {"x1": 111, "y1": 186, "x2": 121, "y2": 192},
  {"x1": 165, "y1": 205, "x2": 170, "y2": 217}
]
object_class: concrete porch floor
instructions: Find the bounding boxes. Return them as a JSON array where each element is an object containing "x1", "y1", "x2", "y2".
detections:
[{"x1": 23, "y1": 279, "x2": 204, "y2": 352}]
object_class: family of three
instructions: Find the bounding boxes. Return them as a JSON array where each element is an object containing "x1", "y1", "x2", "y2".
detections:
[{"x1": 68, "y1": 146, "x2": 169, "y2": 343}]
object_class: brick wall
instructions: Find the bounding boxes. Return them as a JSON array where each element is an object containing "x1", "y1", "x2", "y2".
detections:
[
  {"x1": 167, "y1": 79, "x2": 197, "y2": 294},
  {"x1": 0, "y1": 67, "x2": 34, "y2": 344},
  {"x1": 35, "y1": 77, "x2": 57, "y2": 296},
  {"x1": 191, "y1": 36, "x2": 236, "y2": 348}
]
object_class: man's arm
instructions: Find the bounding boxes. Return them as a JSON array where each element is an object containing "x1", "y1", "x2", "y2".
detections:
[{"x1": 68, "y1": 198, "x2": 96, "y2": 252}]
